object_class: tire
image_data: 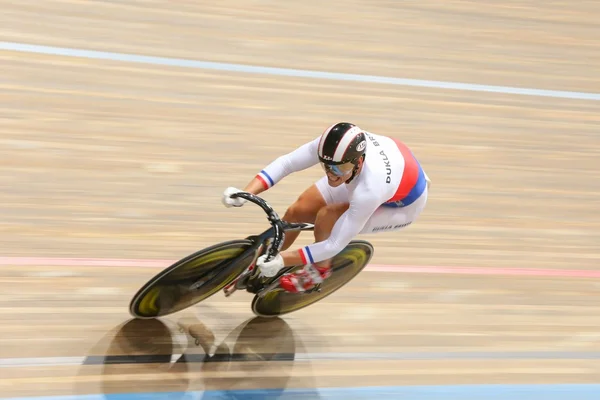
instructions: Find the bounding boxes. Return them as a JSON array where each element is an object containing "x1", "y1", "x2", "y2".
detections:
[
  {"x1": 130, "y1": 239, "x2": 257, "y2": 319},
  {"x1": 251, "y1": 240, "x2": 374, "y2": 317}
]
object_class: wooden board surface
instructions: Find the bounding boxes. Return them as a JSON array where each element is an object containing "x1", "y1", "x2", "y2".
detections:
[{"x1": 1, "y1": 0, "x2": 599, "y2": 398}]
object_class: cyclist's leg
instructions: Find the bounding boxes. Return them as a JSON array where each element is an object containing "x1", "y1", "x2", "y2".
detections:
[
  {"x1": 313, "y1": 202, "x2": 349, "y2": 269},
  {"x1": 279, "y1": 178, "x2": 353, "y2": 292},
  {"x1": 280, "y1": 184, "x2": 325, "y2": 250},
  {"x1": 296, "y1": 179, "x2": 350, "y2": 270},
  {"x1": 314, "y1": 203, "x2": 349, "y2": 243},
  {"x1": 280, "y1": 176, "x2": 349, "y2": 251},
  {"x1": 281, "y1": 186, "x2": 428, "y2": 293},
  {"x1": 359, "y1": 186, "x2": 428, "y2": 235}
]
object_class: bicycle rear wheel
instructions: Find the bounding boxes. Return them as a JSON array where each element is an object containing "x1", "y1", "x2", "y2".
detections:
[
  {"x1": 251, "y1": 240, "x2": 374, "y2": 317},
  {"x1": 130, "y1": 239, "x2": 257, "y2": 319}
]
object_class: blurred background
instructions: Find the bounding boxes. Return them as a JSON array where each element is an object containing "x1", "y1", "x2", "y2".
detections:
[{"x1": 1, "y1": 1, "x2": 600, "y2": 399}]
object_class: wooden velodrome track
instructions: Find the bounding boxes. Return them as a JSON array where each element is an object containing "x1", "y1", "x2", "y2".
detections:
[{"x1": 1, "y1": 1, "x2": 600, "y2": 399}]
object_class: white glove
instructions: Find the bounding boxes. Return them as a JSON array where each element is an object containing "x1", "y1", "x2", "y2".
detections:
[
  {"x1": 256, "y1": 253, "x2": 284, "y2": 277},
  {"x1": 221, "y1": 187, "x2": 246, "y2": 208}
]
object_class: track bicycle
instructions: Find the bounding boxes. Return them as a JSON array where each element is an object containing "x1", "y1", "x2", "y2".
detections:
[{"x1": 129, "y1": 192, "x2": 374, "y2": 319}]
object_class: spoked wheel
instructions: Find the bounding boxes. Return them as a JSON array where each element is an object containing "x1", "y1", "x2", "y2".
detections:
[
  {"x1": 251, "y1": 240, "x2": 374, "y2": 317},
  {"x1": 130, "y1": 240, "x2": 258, "y2": 319}
]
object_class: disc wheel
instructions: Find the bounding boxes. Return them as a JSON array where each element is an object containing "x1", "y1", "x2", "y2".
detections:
[
  {"x1": 130, "y1": 240, "x2": 257, "y2": 319},
  {"x1": 251, "y1": 240, "x2": 374, "y2": 317}
]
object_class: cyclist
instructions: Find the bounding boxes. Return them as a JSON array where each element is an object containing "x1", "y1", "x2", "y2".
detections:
[{"x1": 222, "y1": 122, "x2": 430, "y2": 293}]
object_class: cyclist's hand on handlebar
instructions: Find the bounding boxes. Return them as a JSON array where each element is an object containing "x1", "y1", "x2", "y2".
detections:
[
  {"x1": 257, "y1": 254, "x2": 284, "y2": 277},
  {"x1": 222, "y1": 186, "x2": 247, "y2": 208}
]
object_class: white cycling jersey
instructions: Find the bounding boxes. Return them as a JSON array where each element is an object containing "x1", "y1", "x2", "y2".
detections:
[{"x1": 255, "y1": 132, "x2": 429, "y2": 265}]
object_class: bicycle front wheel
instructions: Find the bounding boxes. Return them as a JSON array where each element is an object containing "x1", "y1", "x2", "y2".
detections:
[{"x1": 130, "y1": 239, "x2": 257, "y2": 319}]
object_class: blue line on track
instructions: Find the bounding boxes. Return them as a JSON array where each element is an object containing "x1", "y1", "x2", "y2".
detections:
[{"x1": 2, "y1": 42, "x2": 600, "y2": 101}]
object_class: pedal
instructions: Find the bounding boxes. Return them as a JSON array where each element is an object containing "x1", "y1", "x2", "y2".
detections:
[
  {"x1": 223, "y1": 261, "x2": 257, "y2": 297},
  {"x1": 223, "y1": 281, "x2": 237, "y2": 297},
  {"x1": 234, "y1": 272, "x2": 251, "y2": 290},
  {"x1": 236, "y1": 262, "x2": 258, "y2": 288}
]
